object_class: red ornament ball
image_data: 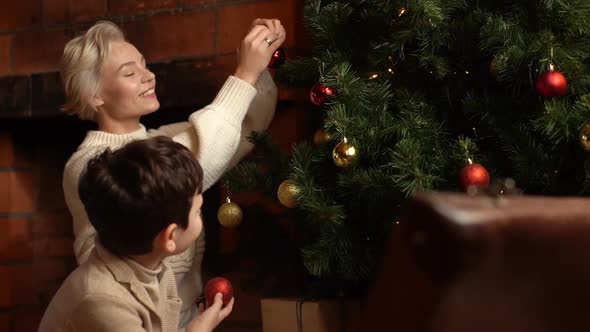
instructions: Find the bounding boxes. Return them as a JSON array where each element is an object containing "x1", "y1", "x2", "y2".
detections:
[
  {"x1": 535, "y1": 69, "x2": 568, "y2": 98},
  {"x1": 310, "y1": 82, "x2": 334, "y2": 106},
  {"x1": 460, "y1": 163, "x2": 490, "y2": 191},
  {"x1": 204, "y1": 277, "x2": 233, "y2": 307},
  {"x1": 268, "y1": 47, "x2": 286, "y2": 69}
]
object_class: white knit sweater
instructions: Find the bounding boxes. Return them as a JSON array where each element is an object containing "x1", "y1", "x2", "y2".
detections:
[{"x1": 62, "y1": 71, "x2": 276, "y2": 328}]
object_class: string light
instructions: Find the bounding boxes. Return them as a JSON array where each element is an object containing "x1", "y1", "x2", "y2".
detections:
[
  {"x1": 398, "y1": 7, "x2": 406, "y2": 16},
  {"x1": 387, "y1": 54, "x2": 398, "y2": 75},
  {"x1": 369, "y1": 73, "x2": 379, "y2": 79}
]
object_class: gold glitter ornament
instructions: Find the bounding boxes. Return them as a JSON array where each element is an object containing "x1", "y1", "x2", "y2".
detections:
[
  {"x1": 580, "y1": 122, "x2": 590, "y2": 152},
  {"x1": 217, "y1": 197, "x2": 243, "y2": 228},
  {"x1": 277, "y1": 179, "x2": 300, "y2": 208}
]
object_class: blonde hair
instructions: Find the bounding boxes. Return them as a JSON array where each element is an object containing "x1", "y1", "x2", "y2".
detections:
[{"x1": 60, "y1": 21, "x2": 125, "y2": 120}]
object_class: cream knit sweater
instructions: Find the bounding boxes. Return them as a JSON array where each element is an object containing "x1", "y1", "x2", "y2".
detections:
[{"x1": 62, "y1": 71, "x2": 276, "y2": 328}]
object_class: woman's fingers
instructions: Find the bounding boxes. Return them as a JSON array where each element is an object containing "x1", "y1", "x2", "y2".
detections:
[
  {"x1": 251, "y1": 18, "x2": 283, "y2": 37},
  {"x1": 243, "y1": 25, "x2": 268, "y2": 44}
]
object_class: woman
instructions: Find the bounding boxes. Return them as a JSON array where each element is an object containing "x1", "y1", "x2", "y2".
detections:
[{"x1": 61, "y1": 18, "x2": 285, "y2": 330}]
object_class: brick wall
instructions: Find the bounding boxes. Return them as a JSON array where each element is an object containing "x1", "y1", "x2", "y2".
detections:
[
  {"x1": 0, "y1": 1, "x2": 309, "y2": 331},
  {"x1": 0, "y1": 124, "x2": 82, "y2": 332},
  {"x1": 0, "y1": 0, "x2": 303, "y2": 77}
]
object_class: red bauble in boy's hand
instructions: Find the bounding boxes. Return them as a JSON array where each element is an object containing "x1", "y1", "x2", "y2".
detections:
[{"x1": 204, "y1": 277, "x2": 233, "y2": 307}]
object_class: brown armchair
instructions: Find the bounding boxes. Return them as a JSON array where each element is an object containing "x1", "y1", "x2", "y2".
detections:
[{"x1": 361, "y1": 192, "x2": 590, "y2": 332}]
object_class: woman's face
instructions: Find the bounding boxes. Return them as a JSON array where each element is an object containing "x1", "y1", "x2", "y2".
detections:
[{"x1": 96, "y1": 40, "x2": 159, "y2": 120}]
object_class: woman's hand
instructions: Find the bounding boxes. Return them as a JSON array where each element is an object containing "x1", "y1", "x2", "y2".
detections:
[
  {"x1": 187, "y1": 292, "x2": 234, "y2": 332},
  {"x1": 234, "y1": 18, "x2": 287, "y2": 85}
]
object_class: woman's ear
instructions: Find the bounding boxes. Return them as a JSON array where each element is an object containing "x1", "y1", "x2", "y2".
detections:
[
  {"x1": 92, "y1": 94, "x2": 104, "y2": 108},
  {"x1": 154, "y1": 223, "x2": 178, "y2": 254}
]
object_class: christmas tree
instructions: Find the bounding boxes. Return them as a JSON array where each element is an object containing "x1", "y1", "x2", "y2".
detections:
[{"x1": 227, "y1": 0, "x2": 590, "y2": 291}]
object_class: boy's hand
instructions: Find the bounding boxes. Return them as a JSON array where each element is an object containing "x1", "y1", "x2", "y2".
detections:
[
  {"x1": 187, "y1": 292, "x2": 234, "y2": 332},
  {"x1": 233, "y1": 18, "x2": 287, "y2": 85}
]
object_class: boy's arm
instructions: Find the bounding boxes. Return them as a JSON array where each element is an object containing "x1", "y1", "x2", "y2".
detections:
[{"x1": 66, "y1": 296, "x2": 147, "y2": 331}]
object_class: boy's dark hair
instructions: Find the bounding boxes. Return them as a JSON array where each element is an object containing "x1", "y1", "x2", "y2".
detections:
[{"x1": 79, "y1": 136, "x2": 203, "y2": 256}]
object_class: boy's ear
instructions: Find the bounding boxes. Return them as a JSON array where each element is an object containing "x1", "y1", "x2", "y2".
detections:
[{"x1": 154, "y1": 223, "x2": 178, "y2": 254}]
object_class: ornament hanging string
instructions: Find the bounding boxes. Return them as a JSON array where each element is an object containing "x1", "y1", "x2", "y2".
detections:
[
  {"x1": 334, "y1": 125, "x2": 346, "y2": 143},
  {"x1": 224, "y1": 178, "x2": 231, "y2": 202},
  {"x1": 318, "y1": 61, "x2": 326, "y2": 84},
  {"x1": 464, "y1": 144, "x2": 472, "y2": 164}
]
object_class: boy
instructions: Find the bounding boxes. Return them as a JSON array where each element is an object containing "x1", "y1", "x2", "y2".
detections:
[{"x1": 39, "y1": 136, "x2": 233, "y2": 331}]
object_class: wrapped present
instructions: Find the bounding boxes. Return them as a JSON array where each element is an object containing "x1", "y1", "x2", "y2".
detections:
[{"x1": 261, "y1": 297, "x2": 360, "y2": 332}]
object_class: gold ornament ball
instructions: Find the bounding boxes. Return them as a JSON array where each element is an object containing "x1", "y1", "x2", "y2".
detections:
[
  {"x1": 332, "y1": 139, "x2": 359, "y2": 167},
  {"x1": 277, "y1": 179, "x2": 300, "y2": 208},
  {"x1": 580, "y1": 123, "x2": 590, "y2": 152},
  {"x1": 313, "y1": 129, "x2": 331, "y2": 145},
  {"x1": 217, "y1": 199, "x2": 243, "y2": 228}
]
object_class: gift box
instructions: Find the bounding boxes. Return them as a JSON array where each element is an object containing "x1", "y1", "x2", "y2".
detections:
[{"x1": 261, "y1": 297, "x2": 361, "y2": 332}]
